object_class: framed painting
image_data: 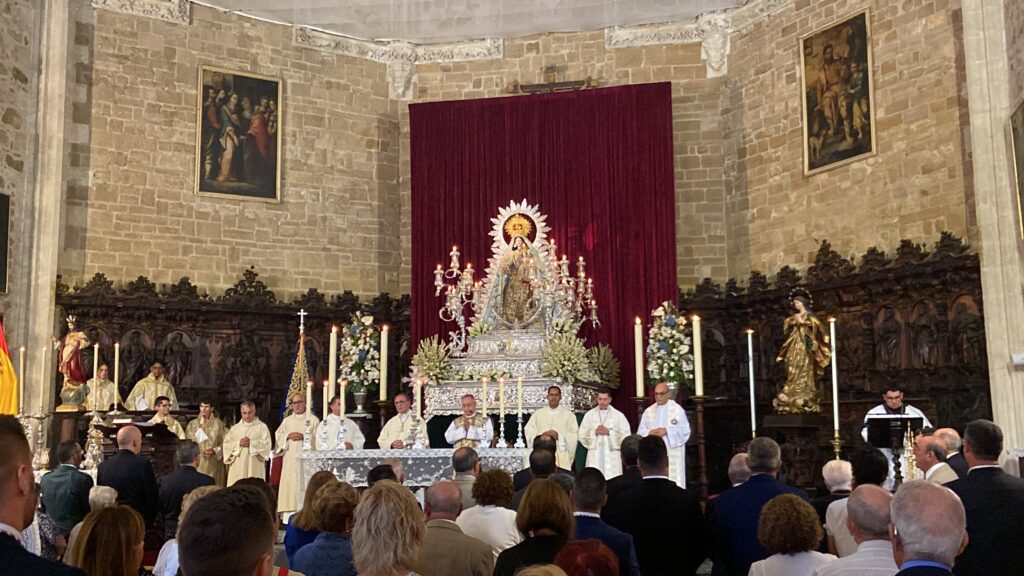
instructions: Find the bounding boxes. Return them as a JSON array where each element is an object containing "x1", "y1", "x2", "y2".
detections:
[
  {"x1": 195, "y1": 66, "x2": 282, "y2": 202},
  {"x1": 1010, "y1": 94, "x2": 1024, "y2": 238},
  {"x1": 800, "y1": 10, "x2": 876, "y2": 175}
]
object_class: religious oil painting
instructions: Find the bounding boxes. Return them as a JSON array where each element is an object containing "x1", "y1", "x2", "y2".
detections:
[
  {"x1": 800, "y1": 10, "x2": 876, "y2": 175},
  {"x1": 195, "y1": 67, "x2": 281, "y2": 202},
  {"x1": 1010, "y1": 95, "x2": 1024, "y2": 239}
]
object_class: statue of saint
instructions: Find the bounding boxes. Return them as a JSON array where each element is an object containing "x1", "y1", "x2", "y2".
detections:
[
  {"x1": 773, "y1": 291, "x2": 832, "y2": 414},
  {"x1": 496, "y1": 215, "x2": 539, "y2": 329},
  {"x1": 56, "y1": 316, "x2": 89, "y2": 411}
]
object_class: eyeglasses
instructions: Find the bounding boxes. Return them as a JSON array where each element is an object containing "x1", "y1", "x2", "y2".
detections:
[
  {"x1": 655, "y1": 391, "x2": 670, "y2": 396},
  {"x1": 290, "y1": 400, "x2": 305, "y2": 405}
]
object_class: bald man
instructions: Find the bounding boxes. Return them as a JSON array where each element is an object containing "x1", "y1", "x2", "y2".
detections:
[
  {"x1": 419, "y1": 480, "x2": 493, "y2": 576},
  {"x1": 637, "y1": 382, "x2": 691, "y2": 487},
  {"x1": 889, "y1": 481, "x2": 968, "y2": 576},
  {"x1": 97, "y1": 425, "x2": 159, "y2": 524},
  {"x1": 812, "y1": 485, "x2": 896, "y2": 576},
  {"x1": 932, "y1": 428, "x2": 967, "y2": 478}
]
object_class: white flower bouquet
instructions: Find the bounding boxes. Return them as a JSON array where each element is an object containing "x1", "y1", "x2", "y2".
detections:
[
  {"x1": 646, "y1": 301, "x2": 694, "y2": 390},
  {"x1": 338, "y1": 311, "x2": 381, "y2": 393}
]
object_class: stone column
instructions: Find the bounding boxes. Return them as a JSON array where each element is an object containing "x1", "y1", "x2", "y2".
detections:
[
  {"x1": 22, "y1": 0, "x2": 70, "y2": 416},
  {"x1": 960, "y1": 0, "x2": 1024, "y2": 459}
]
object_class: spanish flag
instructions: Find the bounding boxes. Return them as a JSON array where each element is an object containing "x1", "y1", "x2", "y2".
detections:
[{"x1": 0, "y1": 321, "x2": 17, "y2": 415}]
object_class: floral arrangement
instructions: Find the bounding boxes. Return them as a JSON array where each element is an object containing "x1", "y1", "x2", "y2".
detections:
[
  {"x1": 338, "y1": 311, "x2": 381, "y2": 393},
  {"x1": 467, "y1": 320, "x2": 493, "y2": 338},
  {"x1": 411, "y1": 335, "x2": 452, "y2": 384},
  {"x1": 455, "y1": 369, "x2": 511, "y2": 381},
  {"x1": 542, "y1": 333, "x2": 597, "y2": 384},
  {"x1": 549, "y1": 318, "x2": 581, "y2": 337},
  {"x1": 586, "y1": 344, "x2": 621, "y2": 389},
  {"x1": 646, "y1": 301, "x2": 694, "y2": 389}
]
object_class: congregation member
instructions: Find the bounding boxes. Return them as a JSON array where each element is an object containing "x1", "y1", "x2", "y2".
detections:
[
  {"x1": 511, "y1": 448, "x2": 557, "y2": 509},
  {"x1": 604, "y1": 435, "x2": 705, "y2": 576},
  {"x1": 889, "y1": 481, "x2": 968, "y2": 576},
  {"x1": 178, "y1": 486, "x2": 278, "y2": 576},
  {"x1": 861, "y1": 386, "x2": 932, "y2": 488},
  {"x1": 571, "y1": 467, "x2": 641, "y2": 576},
  {"x1": 274, "y1": 392, "x2": 319, "y2": 516},
  {"x1": 419, "y1": 480, "x2": 494, "y2": 576},
  {"x1": 97, "y1": 425, "x2": 159, "y2": 525},
  {"x1": 494, "y1": 479, "x2": 575, "y2": 576},
  {"x1": 712, "y1": 436, "x2": 807, "y2": 576},
  {"x1": 578, "y1": 387, "x2": 631, "y2": 479},
  {"x1": 525, "y1": 385, "x2": 580, "y2": 470},
  {"x1": 912, "y1": 434, "x2": 958, "y2": 484},
  {"x1": 292, "y1": 481, "x2": 360, "y2": 576},
  {"x1": 555, "y1": 539, "x2": 621, "y2": 576},
  {"x1": 285, "y1": 470, "x2": 338, "y2": 565},
  {"x1": 64, "y1": 486, "x2": 117, "y2": 564},
  {"x1": 444, "y1": 393, "x2": 494, "y2": 449},
  {"x1": 223, "y1": 400, "x2": 273, "y2": 485},
  {"x1": 933, "y1": 428, "x2": 968, "y2": 478},
  {"x1": 22, "y1": 485, "x2": 65, "y2": 561},
  {"x1": 748, "y1": 494, "x2": 836, "y2": 576},
  {"x1": 66, "y1": 506, "x2": 145, "y2": 576},
  {"x1": 84, "y1": 363, "x2": 118, "y2": 412},
  {"x1": 367, "y1": 463, "x2": 401, "y2": 486},
  {"x1": 707, "y1": 453, "x2": 752, "y2": 575},
  {"x1": 153, "y1": 485, "x2": 219, "y2": 576},
  {"x1": 514, "y1": 434, "x2": 574, "y2": 491},
  {"x1": 605, "y1": 435, "x2": 642, "y2": 504},
  {"x1": 186, "y1": 399, "x2": 227, "y2": 486},
  {"x1": 812, "y1": 485, "x2": 897, "y2": 576},
  {"x1": 378, "y1": 391, "x2": 427, "y2": 449},
  {"x1": 947, "y1": 419, "x2": 1024, "y2": 576},
  {"x1": 126, "y1": 361, "x2": 178, "y2": 411},
  {"x1": 148, "y1": 395, "x2": 186, "y2": 439},
  {"x1": 452, "y1": 447, "x2": 481, "y2": 510},
  {"x1": 40, "y1": 440, "x2": 91, "y2": 536},
  {"x1": 812, "y1": 459, "x2": 852, "y2": 524},
  {"x1": 637, "y1": 382, "x2": 690, "y2": 487},
  {"x1": 826, "y1": 447, "x2": 889, "y2": 557},
  {"x1": 457, "y1": 469, "x2": 522, "y2": 559},
  {"x1": 352, "y1": 480, "x2": 426, "y2": 576},
  {"x1": 158, "y1": 440, "x2": 214, "y2": 539},
  {"x1": 320, "y1": 394, "x2": 366, "y2": 450}
]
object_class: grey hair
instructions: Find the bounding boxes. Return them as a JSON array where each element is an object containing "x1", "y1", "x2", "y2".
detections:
[
  {"x1": 176, "y1": 440, "x2": 201, "y2": 466},
  {"x1": 728, "y1": 453, "x2": 751, "y2": 485},
  {"x1": 935, "y1": 430, "x2": 961, "y2": 452},
  {"x1": 88, "y1": 485, "x2": 118, "y2": 511},
  {"x1": 847, "y1": 485, "x2": 891, "y2": 539},
  {"x1": 747, "y1": 437, "x2": 781, "y2": 473},
  {"x1": 891, "y1": 480, "x2": 966, "y2": 566},
  {"x1": 822, "y1": 459, "x2": 853, "y2": 492}
]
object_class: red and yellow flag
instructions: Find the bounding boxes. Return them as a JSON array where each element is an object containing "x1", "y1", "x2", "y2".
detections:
[{"x1": 0, "y1": 321, "x2": 18, "y2": 415}]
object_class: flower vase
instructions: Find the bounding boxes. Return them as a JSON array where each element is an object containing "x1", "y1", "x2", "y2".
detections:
[
  {"x1": 667, "y1": 381, "x2": 680, "y2": 402},
  {"x1": 353, "y1": 390, "x2": 369, "y2": 415}
]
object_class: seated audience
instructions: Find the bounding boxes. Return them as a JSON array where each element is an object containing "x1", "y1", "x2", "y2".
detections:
[
  {"x1": 159, "y1": 440, "x2": 215, "y2": 540},
  {"x1": 571, "y1": 467, "x2": 640, "y2": 576},
  {"x1": 748, "y1": 494, "x2": 836, "y2": 576},
  {"x1": 153, "y1": 485, "x2": 219, "y2": 576},
  {"x1": 292, "y1": 482, "x2": 360, "y2": 576},
  {"x1": 514, "y1": 434, "x2": 573, "y2": 491},
  {"x1": 555, "y1": 539, "x2": 620, "y2": 576},
  {"x1": 64, "y1": 485, "x2": 117, "y2": 564},
  {"x1": 367, "y1": 463, "x2": 399, "y2": 487},
  {"x1": 494, "y1": 479, "x2": 575, "y2": 576},
  {"x1": 826, "y1": 446, "x2": 888, "y2": 557},
  {"x1": 889, "y1": 480, "x2": 968, "y2": 576},
  {"x1": 456, "y1": 469, "x2": 522, "y2": 560},
  {"x1": 605, "y1": 435, "x2": 642, "y2": 505},
  {"x1": 912, "y1": 434, "x2": 957, "y2": 484},
  {"x1": 812, "y1": 485, "x2": 896, "y2": 576},
  {"x1": 452, "y1": 447, "x2": 481, "y2": 511},
  {"x1": 285, "y1": 470, "x2": 338, "y2": 565},
  {"x1": 511, "y1": 448, "x2": 557, "y2": 509},
  {"x1": 40, "y1": 441, "x2": 91, "y2": 536},
  {"x1": 66, "y1": 505, "x2": 146, "y2": 576},
  {"x1": 418, "y1": 480, "x2": 493, "y2": 576},
  {"x1": 178, "y1": 486, "x2": 278, "y2": 576},
  {"x1": 352, "y1": 480, "x2": 425, "y2": 576}
]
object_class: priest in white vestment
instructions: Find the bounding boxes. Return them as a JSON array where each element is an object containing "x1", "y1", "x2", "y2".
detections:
[
  {"x1": 126, "y1": 362, "x2": 178, "y2": 411},
  {"x1": 525, "y1": 386, "x2": 579, "y2": 470},
  {"x1": 275, "y1": 393, "x2": 319, "y2": 514},
  {"x1": 638, "y1": 382, "x2": 691, "y2": 488},
  {"x1": 84, "y1": 364, "x2": 119, "y2": 412},
  {"x1": 223, "y1": 400, "x2": 273, "y2": 486},
  {"x1": 861, "y1": 387, "x2": 932, "y2": 489},
  {"x1": 378, "y1": 391, "x2": 428, "y2": 449},
  {"x1": 320, "y1": 394, "x2": 366, "y2": 450},
  {"x1": 147, "y1": 395, "x2": 186, "y2": 439},
  {"x1": 578, "y1": 388, "x2": 631, "y2": 479},
  {"x1": 444, "y1": 394, "x2": 494, "y2": 449}
]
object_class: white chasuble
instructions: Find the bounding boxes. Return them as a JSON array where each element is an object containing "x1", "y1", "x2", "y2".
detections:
[
  {"x1": 525, "y1": 407, "x2": 580, "y2": 470},
  {"x1": 638, "y1": 400, "x2": 690, "y2": 488},
  {"x1": 444, "y1": 414, "x2": 494, "y2": 449},
  {"x1": 274, "y1": 413, "x2": 319, "y2": 513},
  {"x1": 224, "y1": 418, "x2": 273, "y2": 486},
  {"x1": 578, "y1": 406, "x2": 631, "y2": 479},
  {"x1": 319, "y1": 415, "x2": 366, "y2": 450},
  {"x1": 378, "y1": 413, "x2": 428, "y2": 449}
]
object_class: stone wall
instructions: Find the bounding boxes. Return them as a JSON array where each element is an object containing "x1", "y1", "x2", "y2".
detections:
[
  {"x1": 1009, "y1": 0, "x2": 1024, "y2": 103},
  {"x1": 60, "y1": 2, "x2": 402, "y2": 298}
]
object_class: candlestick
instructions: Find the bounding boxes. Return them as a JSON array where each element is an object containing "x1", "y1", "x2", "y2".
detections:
[
  {"x1": 306, "y1": 379, "x2": 313, "y2": 415},
  {"x1": 18, "y1": 347, "x2": 24, "y2": 415},
  {"x1": 322, "y1": 380, "x2": 328, "y2": 420},
  {"x1": 328, "y1": 326, "x2": 338, "y2": 402},
  {"x1": 91, "y1": 344, "x2": 99, "y2": 409},
  {"x1": 634, "y1": 317, "x2": 644, "y2": 397},
  {"x1": 434, "y1": 264, "x2": 444, "y2": 295},
  {"x1": 340, "y1": 378, "x2": 347, "y2": 419},
  {"x1": 449, "y1": 245, "x2": 460, "y2": 270},
  {"x1": 692, "y1": 315, "x2": 704, "y2": 396},
  {"x1": 829, "y1": 318, "x2": 839, "y2": 432},
  {"x1": 481, "y1": 377, "x2": 488, "y2": 417},
  {"x1": 747, "y1": 329, "x2": 756, "y2": 436},
  {"x1": 380, "y1": 325, "x2": 389, "y2": 402}
]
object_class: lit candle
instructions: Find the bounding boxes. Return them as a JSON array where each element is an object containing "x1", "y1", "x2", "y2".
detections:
[
  {"x1": 322, "y1": 380, "x2": 329, "y2": 420},
  {"x1": 481, "y1": 377, "x2": 489, "y2": 417},
  {"x1": 692, "y1": 315, "x2": 703, "y2": 397},
  {"x1": 113, "y1": 343, "x2": 120, "y2": 405},
  {"x1": 415, "y1": 378, "x2": 423, "y2": 420},
  {"x1": 498, "y1": 377, "x2": 505, "y2": 420},
  {"x1": 450, "y1": 245, "x2": 460, "y2": 270},
  {"x1": 328, "y1": 326, "x2": 338, "y2": 402},
  {"x1": 18, "y1": 347, "x2": 24, "y2": 415},
  {"x1": 306, "y1": 379, "x2": 313, "y2": 416},
  {"x1": 516, "y1": 376, "x2": 523, "y2": 422},
  {"x1": 829, "y1": 318, "x2": 839, "y2": 432},
  {"x1": 340, "y1": 378, "x2": 347, "y2": 419},
  {"x1": 379, "y1": 325, "x2": 389, "y2": 402},
  {"x1": 634, "y1": 317, "x2": 644, "y2": 397},
  {"x1": 747, "y1": 330, "x2": 756, "y2": 435},
  {"x1": 91, "y1": 344, "x2": 99, "y2": 409},
  {"x1": 434, "y1": 264, "x2": 444, "y2": 293}
]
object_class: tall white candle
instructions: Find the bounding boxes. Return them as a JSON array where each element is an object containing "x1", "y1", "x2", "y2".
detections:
[
  {"x1": 498, "y1": 377, "x2": 505, "y2": 419},
  {"x1": 747, "y1": 330, "x2": 756, "y2": 434},
  {"x1": 379, "y1": 325, "x2": 389, "y2": 402},
  {"x1": 692, "y1": 315, "x2": 704, "y2": 396},
  {"x1": 340, "y1": 378, "x2": 347, "y2": 419},
  {"x1": 415, "y1": 378, "x2": 423, "y2": 419},
  {"x1": 91, "y1": 344, "x2": 99, "y2": 408},
  {"x1": 328, "y1": 326, "x2": 338, "y2": 402},
  {"x1": 829, "y1": 318, "x2": 839, "y2": 431},
  {"x1": 322, "y1": 380, "x2": 329, "y2": 420},
  {"x1": 516, "y1": 376, "x2": 523, "y2": 422},
  {"x1": 114, "y1": 343, "x2": 120, "y2": 407},
  {"x1": 18, "y1": 347, "x2": 24, "y2": 415},
  {"x1": 306, "y1": 379, "x2": 313, "y2": 415},
  {"x1": 634, "y1": 317, "x2": 644, "y2": 397},
  {"x1": 481, "y1": 377, "x2": 488, "y2": 416}
]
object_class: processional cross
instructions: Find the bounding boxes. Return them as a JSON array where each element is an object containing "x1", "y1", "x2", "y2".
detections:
[{"x1": 297, "y1": 308, "x2": 308, "y2": 333}]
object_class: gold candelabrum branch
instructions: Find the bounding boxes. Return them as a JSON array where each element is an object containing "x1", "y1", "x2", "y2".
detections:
[{"x1": 903, "y1": 427, "x2": 917, "y2": 481}]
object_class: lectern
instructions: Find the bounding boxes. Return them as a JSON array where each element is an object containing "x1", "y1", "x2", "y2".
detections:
[{"x1": 865, "y1": 415, "x2": 923, "y2": 488}]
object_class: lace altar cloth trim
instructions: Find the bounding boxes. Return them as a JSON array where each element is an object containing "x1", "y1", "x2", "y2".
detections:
[{"x1": 427, "y1": 379, "x2": 597, "y2": 416}]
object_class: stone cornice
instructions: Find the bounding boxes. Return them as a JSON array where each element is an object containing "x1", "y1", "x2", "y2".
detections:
[{"x1": 92, "y1": 0, "x2": 190, "y2": 25}]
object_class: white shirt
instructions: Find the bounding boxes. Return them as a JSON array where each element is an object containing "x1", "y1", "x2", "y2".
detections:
[
  {"x1": 812, "y1": 540, "x2": 897, "y2": 576},
  {"x1": 825, "y1": 498, "x2": 858, "y2": 557},
  {"x1": 924, "y1": 462, "x2": 953, "y2": 481},
  {"x1": 0, "y1": 522, "x2": 21, "y2": 542},
  {"x1": 455, "y1": 504, "x2": 522, "y2": 560},
  {"x1": 153, "y1": 539, "x2": 180, "y2": 576},
  {"x1": 749, "y1": 551, "x2": 836, "y2": 576}
]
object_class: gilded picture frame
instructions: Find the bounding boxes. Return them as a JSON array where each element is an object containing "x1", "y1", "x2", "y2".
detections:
[
  {"x1": 195, "y1": 66, "x2": 282, "y2": 202},
  {"x1": 800, "y1": 10, "x2": 877, "y2": 175},
  {"x1": 1010, "y1": 93, "x2": 1024, "y2": 239}
]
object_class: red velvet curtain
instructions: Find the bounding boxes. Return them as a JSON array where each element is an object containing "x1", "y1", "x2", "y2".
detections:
[{"x1": 410, "y1": 82, "x2": 677, "y2": 419}]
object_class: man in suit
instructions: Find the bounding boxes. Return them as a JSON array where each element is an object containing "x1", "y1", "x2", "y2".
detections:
[
  {"x1": 512, "y1": 434, "x2": 573, "y2": 491},
  {"x1": 912, "y1": 434, "x2": 958, "y2": 485},
  {"x1": 603, "y1": 436, "x2": 705, "y2": 576},
  {"x1": 509, "y1": 448, "x2": 556, "y2": 510},
  {"x1": 40, "y1": 440, "x2": 92, "y2": 536},
  {"x1": 605, "y1": 434, "x2": 642, "y2": 506},
  {"x1": 452, "y1": 447, "x2": 480, "y2": 511},
  {"x1": 159, "y1": 440, "x2": 215, "y2": 539},
  {"x1": 571, "y1": 467, "x2": 640, "y2": 576},
  {"x1": 419, "y1": 480, "x2": 493, "y2": 576},
  {"x1": 890, "y1": 481, "x2": 967, "y2": 576},
  {"x1": 946, "y1": 419, "x2": 1024, "y2": 576},
  {"x1": 0, "y1": 415, "x2": 84, "y2": 575},
  {"x1": 933, "y1": 428, "x2": 968, "y2": 478},
  {"x1": 708, "y1": 453, "x2": 752, "y2": 575},
  {"x1": 97, "y1": 425, "x2": 159, "y2": 525},
  {"x1": 712, "y1": 436, "x2": 807, "y2": 576}
]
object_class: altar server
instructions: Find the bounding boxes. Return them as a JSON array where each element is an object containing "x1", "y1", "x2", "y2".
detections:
[
  {"x1": 444, "y1": 394, "x2": 494, "y2": 449},
  {"x1": 378, "y1": 391, "x2": 428, "y2": 449},
  {"x1": 186, "y1": 400, "x2": 227, "y2": 486},
  {"x1": 525, "y1": 385, "x2": 579, "y2": 470},
  {"x1": 223, "y1": 400, "x2": 272, "y2": 486},
  {"x1": 578, "y1": 387, "x2": 631, "y2": 479},
  {"x1": 84, "y1": 364, "x2": 118, "y2": 412},
  {"x1": 275, "y1": 393, "x2": 319, "y2": 515},
  {"x1": 126, "y1": 362, "x2": 178, "y2": 411},
  {"x1": 147, "y1": 395, "x2": 186, "y2": 439},
  {"x1": 637, "y1": 382, "x2": 691, "y2": 487},
  {"x1": 320, "y1": 394, "x2": 366, "y2": 450}
]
